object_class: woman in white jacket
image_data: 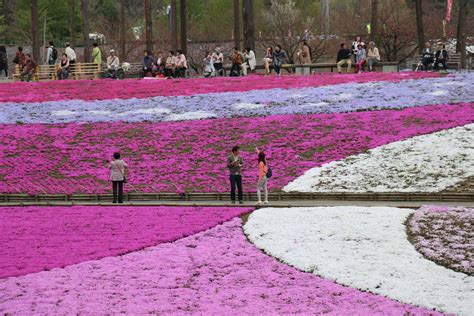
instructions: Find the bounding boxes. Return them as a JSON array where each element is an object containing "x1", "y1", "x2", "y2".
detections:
[{"x1": 242, "y1": 47, "x2": 256, "y2": 75}]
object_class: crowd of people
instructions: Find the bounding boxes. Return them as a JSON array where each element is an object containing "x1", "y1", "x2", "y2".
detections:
[{"x1": 1, "y1": 35, "x2": 454, "y2": 82}]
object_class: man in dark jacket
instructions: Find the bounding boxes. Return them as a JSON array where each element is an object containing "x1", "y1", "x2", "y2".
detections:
[
  {"x1": 336, "y1": 43, "x2": 352, "y2": 73},
  {"x1": 227, "y1": 145, "x2": 244, "y2": 204},
  {"x1": 434, "y1": 44, "x2": 449, "y2": 71}
]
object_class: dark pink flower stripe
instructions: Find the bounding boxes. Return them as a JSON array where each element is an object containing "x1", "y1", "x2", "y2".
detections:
[
  {"x1": 0, "y1": 72, "x2": 439, "y2": 103},
  {"x1": 0, "y1": 103, "x2": 472, "y2": 195},
  {"x1": 0, "y1": 206, "x2": 252, "y2": 279}
]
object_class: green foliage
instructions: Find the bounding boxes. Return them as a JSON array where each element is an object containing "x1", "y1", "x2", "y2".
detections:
[{"x1": 11, "y1": 0, "x2": 81, "y2": 45}]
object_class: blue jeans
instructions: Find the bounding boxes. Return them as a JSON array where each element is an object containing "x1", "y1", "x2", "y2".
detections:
[{"x1": 230, "y1": 174, "x2": 243, "y2": 201}]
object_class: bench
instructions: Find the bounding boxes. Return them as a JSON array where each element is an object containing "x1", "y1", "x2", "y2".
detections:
[
  {"x1": 13, "y1": 64, "x2": 58, "y2": 82},
  {"x1": 73, "y1": 62, "x2": 101, "y2": 80},
  {"x1": 412, "y1": 53, "x2": 461, "y2": 70},
  {"x1": 222, "y1": 61, "x2": 399, "y2": 76}
]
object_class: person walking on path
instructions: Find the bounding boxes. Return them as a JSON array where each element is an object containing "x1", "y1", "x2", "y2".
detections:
[
  {"x1": 0, "y1": 46, "x2": 8, "y2": 78},
  {"x1": 227, "y1": 146, "x2": 243, "y2": 204},
  {"x1": 46, "y1": 41, "x2": 57, "y2": 65},
  {"x1": 91, "y1": 43, "x2": 102, "y2": 66},
  {"x1": 336, "y1": 43, "x2": 352, "y2": 73},
  {"x1": 255, "y1": 147, "x2": 269, "y2": 205},
  {"x1": 109, "y1": 152, "x2": 128, "y2": 204}
]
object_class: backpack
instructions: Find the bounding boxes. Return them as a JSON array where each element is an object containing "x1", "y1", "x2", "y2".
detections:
[
  {"x1": 51, "y1": 47, "x2": 58, "y2": 61},
  {"x1": 266, "y1": 167, "x2": 273, "y2": 179}
]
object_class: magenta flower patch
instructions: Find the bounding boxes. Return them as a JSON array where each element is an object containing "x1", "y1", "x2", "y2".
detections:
[
  {"x1": 0, "y1": 72, "x2": 439, "y2": 103},
  {"x1": 0, "y1": 218, "x2": 440, "y2": 315},
  {"x1": 0, "y1": 206, "x2": 252, "y2": 278},
  {"x1": 1, "y1": 103, "x2": 473, "y2": 194}
]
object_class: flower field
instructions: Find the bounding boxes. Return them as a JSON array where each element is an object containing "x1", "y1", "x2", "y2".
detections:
[
  {"x1": 1, "y1": 72, "x2": 473, "y2": 314},
  {"x1": 0, "y1": 206, "x2": 443, "y2": 314},
  {"x1": 407, "y1": 206, "x2": 473, "y2": 275}
]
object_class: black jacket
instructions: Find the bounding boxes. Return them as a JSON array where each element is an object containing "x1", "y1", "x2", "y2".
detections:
[
  {"x1": 435, "y1": 49, "x2": 448, "y2": 61},
  {"x1": 337, "y1": 48, "x2": 351, "y2": 62}
]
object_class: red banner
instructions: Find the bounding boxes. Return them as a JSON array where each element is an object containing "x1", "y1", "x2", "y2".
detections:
[{"x1": 445, "y1": 0, "x2": 454, "y2": 22}]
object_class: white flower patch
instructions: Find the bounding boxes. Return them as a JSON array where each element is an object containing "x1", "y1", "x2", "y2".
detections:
[
  {"x1": 233, "y1": 102, "x2": 266, "y2": 110},
  {"x1": 429, "y1": 90, "x2": 448, "y2": 96},
  {"x1": 284, "y1": 124, "x2": 474, "y2": 193},
  {"x1": 301, "y1": 102, "x2": 330, "y2": 108},
  {"x1": 164, "y1": 111, "x2": 216, "y2": 121},
  {"x1": 244, "y1": 206, "x2": 474, "y2": 315},
  {"x1": 52, "y1": 110, "x2": 76, "y2": 116}
]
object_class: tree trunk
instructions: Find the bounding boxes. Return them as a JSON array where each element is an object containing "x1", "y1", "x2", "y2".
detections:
[
  {"x1": 179, "y1": 0, "x2": 187, "y2": 54},
  {"x1": 370, "y1": 0, "x2": 378, "y2": 41},
  {"x1": 69, "y1": 0, "x2": 76, "y2": 47},
  {"x1": 144, "y1": 0, "x2": 153, "y2": 52},
  {"x1": 31, "y1": 0, "x2": 40, "y2": 62},
  {"x1": 81, "y1": 0, "x2": 90, "y2": 63},
  {"x1": 120, "y1": 0, "x2": 126, "y2": 60},
  {"x1": 242, "y1": 0, "x2": 254, "y2": 50},
  {"x1": 456, "y1": 0, "x2": 469, "y2": 69},
  {"x1": 170, "y1": 0, "x2": 178, "y2": 51},
  {"x1": 2, "y1": 0, "x2": 15, "y2": 44},
  {"x1": 320, "y1": 0, "x2": 330, "y2": 35},
  {"x1": 414, "y1": 0, "x2": 425, "y2": 54},
  {"x1": 233, "y1": 0, "x2": 241, "y2": 49}
]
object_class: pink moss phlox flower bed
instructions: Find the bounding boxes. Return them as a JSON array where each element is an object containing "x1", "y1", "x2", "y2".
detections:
[
  {"x1": 0, "y1": 218, "x2": 441, "y2": 315},
  {"x1": 0, "y1": 72, "x2": 439, "y2": 103},
  {"x1": 408, "y1": 205, "x2": 473, "y2": 275},
  {"x1": 3, "y1": 102, "x2": 474, "y2": 195},
  {"x1": 0, "y1": 206, "x2": 252, "y2": 279},
  {"x1": 1, "y1": 103, "x2": 473, "y2": 194}
]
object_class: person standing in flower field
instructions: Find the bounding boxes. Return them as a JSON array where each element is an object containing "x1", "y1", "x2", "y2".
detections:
[
  {"x1": 255, "y1": 147, "x2": 269, "y2": 205},
  {"x1": 109, "y1": 152, "x2": 128, "y2": 204},
  {"x1": 227, "y1": 146, "x2": 244, "y2": 204}
]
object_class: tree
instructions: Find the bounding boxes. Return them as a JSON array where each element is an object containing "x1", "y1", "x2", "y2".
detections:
[
  {"x1": 242, "y1": 0, "x2": 255, "y2": 50},
  {"x1": 456, "y1": 0, "x2": 469, "y2": 69},
  {"x1": 81, "y1": 0, "x2": 90, "y2": 62},
  {"x1": 370, "y1": 0, "x2": 378, "y2": 41},
  {"x1": 414, "y1": 0, "x2": 425, "y2": 54},
  {"x1": 2, "y1": 0, "x2": 15, "y2": 44},
  {"x1": 233, "y1": 0, "x2": 241, "y2": 49},
  {"x1": 170, "y1": 0, "x2": 178, "y2": 51},
  {"x1": 180, "y1": 0, "x2": 187, "y2": 54},
  {"x1": 69, "y1": 0, "x2": 76, "y2": 47},
  {"x1": 320, "y1": 0, "x2": 330, "y2": 35},
  {"x1": 262, "y1": 0, "x2": 324, "y2": 64},
  {"x1": 144, "y1": 0, "x2": 153, "y2": 52},
  {"x1": 31, "y1": 0, "x2": 40, "y2": 61},
  {"x1": 120, "y1": 0, "x2": 125, "y2": 60}
]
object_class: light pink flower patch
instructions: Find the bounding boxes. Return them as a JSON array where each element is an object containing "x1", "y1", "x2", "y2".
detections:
[
  {"x1": 0, "y1": 218, "x2": 440, "y2": 315},
  {"x1": 0, "y1": 206, "x2": 252, "y2": 278},
  {"x1": 0, "y1": 72, "x2": 439, "y2": 103},
  {"x1": 408, "y1": 205, "x2": 474, "y2": 275},
  {"x1": 1, "y1": 103, "x2": 473, "y2": 194}
]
